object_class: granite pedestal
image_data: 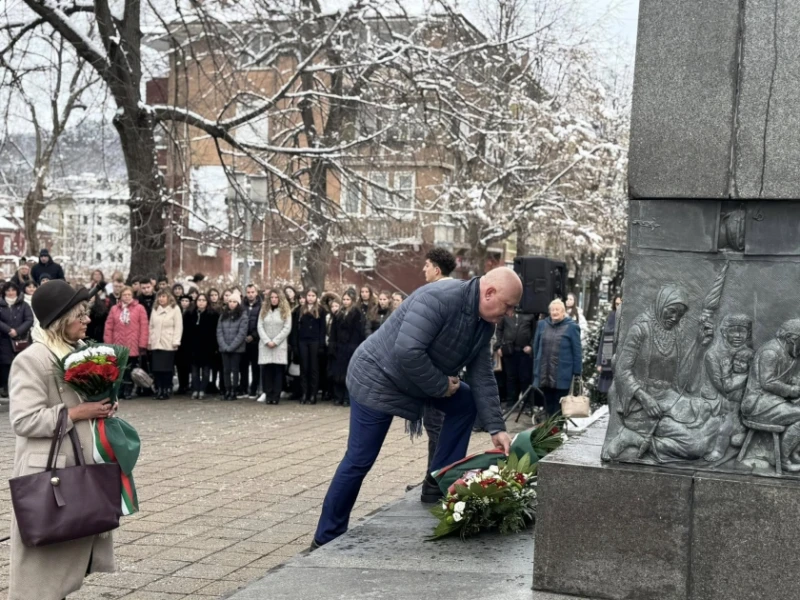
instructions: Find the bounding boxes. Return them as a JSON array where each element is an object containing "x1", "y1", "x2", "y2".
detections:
[{"x1": 533, "y1": 415, "x2": 800, "y2": 600}]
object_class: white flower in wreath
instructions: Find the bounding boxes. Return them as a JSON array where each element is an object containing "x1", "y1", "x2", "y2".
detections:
[
  {"x1": 488, "y1": 465, "x2": 500, "y2": 474},
  {"x1": 454, "y1": 501, "x2": 466, "y2": 514},
  {"x1": 453, "y1": 512, "x2": 463, "y2": 522}
]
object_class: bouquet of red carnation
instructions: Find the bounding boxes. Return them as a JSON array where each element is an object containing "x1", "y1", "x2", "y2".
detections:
[{"x1": 56, "y1": 343, "x2": 130, "y2": 402}]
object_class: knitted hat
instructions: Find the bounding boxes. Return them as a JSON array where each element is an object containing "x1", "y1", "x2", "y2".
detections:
[
  {"x1": 32, "y1": 280, "x2": 90, "y2": 329},
  {"x1": 229, "y1": 289, "x2": 242, "y2": 304}
]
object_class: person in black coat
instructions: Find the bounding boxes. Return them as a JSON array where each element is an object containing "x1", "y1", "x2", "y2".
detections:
[
  {"x1": 30, "y1": 249, "x2": 65, "y2": 283},
  {"x1": 292, "y1": 288, "x2": 326, "y2": 405},
  {"x1": 494, "y1": 310, "x2": 536, "y2": 408},
  {"x1": 186, "y1": 294, "x2": 219, "y2": 399},
  {"x1": 328, "y1": 290, "x2": 365, "y2": 406},
  {"x1": 365, "y1": 291, "x2": 393, "y2": 337},
  {"x1": 176, "y1": 295, "x2": 194, "y2": 395},
  {"x1": 0, "y1": 282, "x2": 34, "y2": 396},
  {"x1": 86, "y1": 292, "x2": 109, "y2": 343},
  {"x1": 239, "y1": 284, "x2": 262, "y2": 397}
]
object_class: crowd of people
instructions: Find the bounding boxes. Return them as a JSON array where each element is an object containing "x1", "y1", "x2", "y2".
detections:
[{"x1": 0, "y1": 249, "x2": 425, "y2": 408}]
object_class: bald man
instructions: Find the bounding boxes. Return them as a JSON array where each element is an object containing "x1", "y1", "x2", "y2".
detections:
[{"x1": 313, "y1": 268, "x2": 522, "y2": 547}]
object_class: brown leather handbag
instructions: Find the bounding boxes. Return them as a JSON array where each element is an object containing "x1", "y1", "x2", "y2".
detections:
[{"x1": 9, "y1": 408, "x2": 122, "y2": 547}]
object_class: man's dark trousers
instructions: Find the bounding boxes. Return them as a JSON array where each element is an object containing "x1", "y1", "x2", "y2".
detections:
[
  {"x1": 505, "y1": 350, "x2": 533, "y2": 406},
  {"x1": 314, "y1": 382, "x2": 477, "y2": 545},
  {"x1": 239, "y1": 341, "x2": 260, "y2": 395}
]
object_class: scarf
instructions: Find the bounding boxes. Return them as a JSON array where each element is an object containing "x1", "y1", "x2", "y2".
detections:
[
  {"x1": 120, "y1": 303, "x2": 131, "y2": 325},
  {"x1": 91, "y1": 416, "x2": 140, "y2": 515}
]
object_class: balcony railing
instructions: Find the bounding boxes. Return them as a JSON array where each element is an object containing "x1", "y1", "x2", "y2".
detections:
[{"x1": 337, "y1": 217, "x2": 423, "y2": 245}]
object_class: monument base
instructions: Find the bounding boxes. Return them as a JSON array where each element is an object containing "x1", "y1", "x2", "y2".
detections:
[{"x1": 533, "y1": 414, "x2": 800, "y2": 600}]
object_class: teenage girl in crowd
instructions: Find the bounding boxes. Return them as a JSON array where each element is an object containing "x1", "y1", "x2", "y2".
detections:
[
  {"x1": 293, "y1": 288, "x2": 326, "y2": 405},
  {"x1": 257, "y1": 289, "x2": 292, "y2": 405},
  {"x1": 328, "y1": 289, "x2": 364, "y2": 406}
]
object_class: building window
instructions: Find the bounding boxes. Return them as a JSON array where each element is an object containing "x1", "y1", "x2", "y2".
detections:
[
  {"x1": 95, "y1": 252, "x2": 102, "y2": 261},
  {"x1": 83, "y1": 215, "x2": 88, "y2": 225},
  {"x1": 96, "y1": 234, "x2": 102, "y2": 242},
  {"x1": 2, "y1": 237, "x2": 9, "y2": 254},
  {"x1": 391, "y1": 171, "x2": 415, "y2": 219},
  {"x1": 367, "y1": 172, "x2": 389, "y2": 216},
  {"x1": 290, "y1": 248, "x2": 306, "y2": 279},
  {"x1": 341, "y1": 180, "x2": 361, "y2": 215}
]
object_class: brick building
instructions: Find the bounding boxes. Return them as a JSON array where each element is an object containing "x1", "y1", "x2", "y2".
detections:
[{"x1": 148, "y1": 13, "x2": 514, "y2": 294}]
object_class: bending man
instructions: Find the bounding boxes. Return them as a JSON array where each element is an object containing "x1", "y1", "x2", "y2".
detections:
[{"x1": 313, "y1": 267, "x2": 522, "y2": 546}]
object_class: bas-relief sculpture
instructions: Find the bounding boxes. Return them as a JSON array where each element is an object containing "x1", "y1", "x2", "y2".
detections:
[{"x1": 602, "y1": 199, "x2": 800, "y2": 478}]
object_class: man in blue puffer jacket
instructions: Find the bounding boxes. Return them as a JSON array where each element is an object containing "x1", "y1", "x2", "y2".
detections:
[{"x1": 313, "y1": 267, "x2": 522, "y2": 547}]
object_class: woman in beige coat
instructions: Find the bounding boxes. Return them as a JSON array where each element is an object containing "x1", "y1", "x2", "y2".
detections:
[
  {"x1": 10, "y1": 280, "x2": 119, "y2": 600},
  {"x1": 148, "y1": 290, "x2": 183, "y2": 400}
]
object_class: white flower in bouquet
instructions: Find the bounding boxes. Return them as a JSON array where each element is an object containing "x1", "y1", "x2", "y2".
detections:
[
  {"x1": 453, "y1": 512, "x2": 463, "y2": 522},
  {"x1": 442, "y1": 502, "x2": 448, "y2": 510},
  {"x1": 454, "y1": 501, "x2": 466, "y2": 513}
]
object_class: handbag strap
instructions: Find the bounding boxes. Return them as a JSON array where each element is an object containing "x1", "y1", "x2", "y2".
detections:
[{"x1": 50, "y1": 379, "x2": 88, "y2": 470}]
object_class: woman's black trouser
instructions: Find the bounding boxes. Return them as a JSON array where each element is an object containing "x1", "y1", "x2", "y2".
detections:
[
  {"x1": 122, "y1": 356, "x2": 139, "y2": 398},
  {"x1": 298, "y1": 341, "x2": 320, "y2": 401},
  {"x1": 0, "y1": 363, "x2": 11, "y2": 391},
  {"x1": 192, "y1": 365, "x2": 211, "y2": 393},
  {"x1": 541, "y1": 386, "x2": 569, "y2": 417},
  {"x1": 154, "y1": 371, "x2": 173, "y2": 394},
  {"x1": 221, "y1": 353, "x2": 241, "y2": 396},
  {"x1": 261, "y1": 363, "x2": 284, "y2": 402}
]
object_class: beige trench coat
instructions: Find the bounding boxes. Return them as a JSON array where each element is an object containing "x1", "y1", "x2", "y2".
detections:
[
  {"x1": 8, "y1": 342, "x2": 115, "y2": 600},
  {"x1": 149, "y1": 305, "x2": 183, "y2": 351}
]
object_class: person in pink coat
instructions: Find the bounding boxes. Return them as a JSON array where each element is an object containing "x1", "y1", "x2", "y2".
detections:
[{"x1": 105, "y1": 285, "x2": 149, "y2": 399}]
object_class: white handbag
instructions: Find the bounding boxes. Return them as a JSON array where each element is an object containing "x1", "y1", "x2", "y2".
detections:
[
  {"x1": 561, "y1": 378, "x2": 591, "y2": 418},
  {"x1": 288, "y1": 363, "x2": 300, "y2": 377}
]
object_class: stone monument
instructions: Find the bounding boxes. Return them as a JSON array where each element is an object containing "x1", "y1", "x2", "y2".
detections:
[{"x1": 533, "y1": 2, "x2": 800, "y2": 599}]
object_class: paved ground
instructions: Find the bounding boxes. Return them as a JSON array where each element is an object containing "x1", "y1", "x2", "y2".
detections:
[{"x1": 0, "y1": 397, "x2": 532, "y2": 600}]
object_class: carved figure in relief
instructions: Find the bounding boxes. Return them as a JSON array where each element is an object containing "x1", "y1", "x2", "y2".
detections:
[
  {"x1": 700, "y1": 315, "x2": 753, "y2": 458},
  {"x1": 719, "y1": 206, "x2": 746, "y2": 251},
  {"x1": 603, "y1": 285, "x2": 723, "y2": 463},
  {"x1": 740, "y1": 320, "x2": 800, "y2": 472}
]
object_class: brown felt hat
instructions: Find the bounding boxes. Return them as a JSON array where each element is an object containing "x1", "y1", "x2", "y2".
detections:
[{"x1": 32, "y1": 280, "x2": 90, "y2": 329}]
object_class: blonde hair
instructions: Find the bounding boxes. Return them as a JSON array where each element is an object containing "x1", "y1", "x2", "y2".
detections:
[
  {"x1": 261, "y1": 288, "x2": 291, "y2": 321},
  {"x1": 549, "y1": 299, "x2": 566, "y2": 312},
  {"x1": 32, "y1": 302, "x2": 86, "y2": 359},
  {"x1": 156, "y1": 289, "x2": 177, "y2": 308}
]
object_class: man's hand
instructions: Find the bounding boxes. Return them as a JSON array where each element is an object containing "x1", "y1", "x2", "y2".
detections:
[
  {"x1": 445, "y1": 376, "x2": 460, "y2": 397},
  {"x1": 496, "y1": 348, "x2": 503, "y2": 358},
  {"x1": 246, "y1": 335, "x2": 253, "y2": 343},
  {"x1": 523, "y1": 345, "x2": 532, "y2": 355},
  {"x1": 491, "y1": 432, "x2": 512, "y2": 455},
  {"x1": 636, "y1": 390, "x2": 662, "y2": 418}
]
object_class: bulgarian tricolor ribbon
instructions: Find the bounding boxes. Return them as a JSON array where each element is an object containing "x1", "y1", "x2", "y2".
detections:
[{"x1": 91, "y1": 417, "x2": 140, "y2": 516}]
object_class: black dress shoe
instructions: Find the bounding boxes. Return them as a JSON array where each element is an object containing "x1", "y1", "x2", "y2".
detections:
[
  {"x1": 420, "y1": 476, "x2": 441, "y2": 504},
  {"x1": 309, "y1": 539, "x2": 323, "y2": 551}
]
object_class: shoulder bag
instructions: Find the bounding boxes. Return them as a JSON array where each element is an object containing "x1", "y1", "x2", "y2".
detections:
[
  {"x1": 11, "y1": 338, "x2": 31, "y2": 353},
  {"x1": 9, "y1": 407, "x2": 122, "y2": 547},
  {"x1": 560, "y1": 378, "x2": 591, "y2": 419}
]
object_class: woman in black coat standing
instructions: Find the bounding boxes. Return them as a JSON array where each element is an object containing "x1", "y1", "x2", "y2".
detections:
[
  {"x1": 292, "y1": 288, "x2": 326, "y2": 405},
  {"x1": 186, "y1": 294, "x2": 219, "y2": 399},
  {"x1": 328, "y1": 289, "x2": 365, "y2": 406},
  {"x1": 0, "y1": 282, "x2": 34, "y2": 396},
  {"x1": 365, "y1": 290, "x2": 393, "y2": 337}
]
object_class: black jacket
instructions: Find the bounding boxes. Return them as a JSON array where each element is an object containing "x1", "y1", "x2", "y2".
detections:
[
  {"x1": 329, "y1": 308, "x2": 365, "y2": 382},
  {"x1": 0, "y1": 297, "x2": 34, "y2": 365},
  {"x1": 365, "y1": 307, "x2": 392, "y2": 337},
  {"x1": 31, "y1": 260, "x2": 65, "y2": 283},
  {"x1": 185, "y1": 308, "x2": 219, "y2": 366},
  {"x1": 243, "y1": 296, "x2": 262, "y2": 340},
  {"x1": 494, "y1": 312, "x2": 536, "y2": 353},
  {"x1": 86, "y1": 299, "x2": 109, "y2": 343},
  {"x1": 294, "y1": 308, "x2": 327, "y2": 347},
  {"x1": 137, "y1": 293, "x2": 156, "y2": 318}
]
